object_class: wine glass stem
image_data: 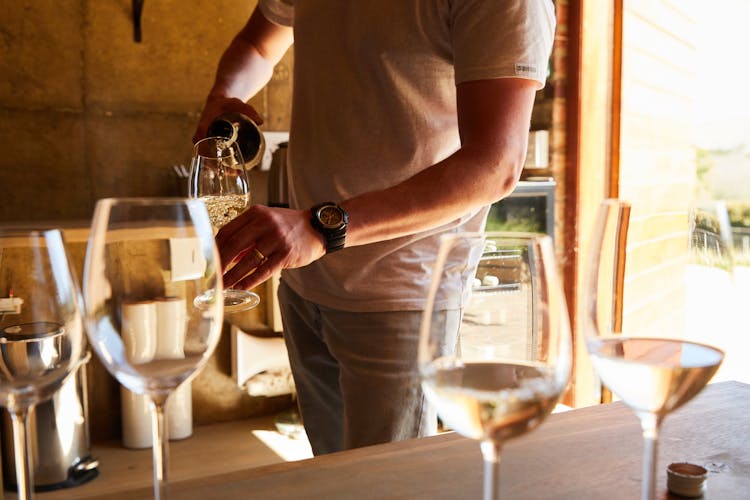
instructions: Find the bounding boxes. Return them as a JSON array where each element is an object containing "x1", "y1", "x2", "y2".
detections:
[
  {"x1": 638, "y1": 412, "x2": 661, "y2": 500},
  {"x1": 150, "y1": 395, "x2": 170, "y2": 500},
  {"x1": 9, "y1": 406, "x2": 34, "y2": 500},
  {"x1": 480, "y1": 440, "x2": 502, "y2": 500}
]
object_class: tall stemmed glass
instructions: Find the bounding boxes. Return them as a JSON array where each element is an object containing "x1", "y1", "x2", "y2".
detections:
[
  {"x1": 0, "y1": 228, "x2": 86, "y2": 500},
  {"x1": 83, "y1": 198, "x2": 224, "y2": 499},
  {"x1": 189, "y1": 136, "x2": 260, "y2": 312},
  {"x1": 685, "y1": 201, "x2": 737, "y2": 382},
  {"x1": 420, "y1": 232, "x2": 572, "y2": 500},
  {"x1": 584, "y1": 199, "x2": 725, "y2": 500}
]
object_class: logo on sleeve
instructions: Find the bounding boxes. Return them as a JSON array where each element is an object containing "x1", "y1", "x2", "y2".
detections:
[{"x1": 515, "y1": 63, "x2": 539, "y2": 77}]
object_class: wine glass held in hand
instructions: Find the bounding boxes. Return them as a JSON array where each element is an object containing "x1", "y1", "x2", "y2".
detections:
[
  {"x1": 419, "y1": 232, "x2": 572, "y2": 500},
  {"x1": 584, "y1": 199, "x2": 725, "y2": 500},
  {"x1": 0, "y1": 229, "x2": 87, "y2": 500},
  {"x1": 189, "y1": 136, "x2": 261, "y2": 312},
  {"x1": 83, "y1": 198, "x2": 224, "y2": 500}
]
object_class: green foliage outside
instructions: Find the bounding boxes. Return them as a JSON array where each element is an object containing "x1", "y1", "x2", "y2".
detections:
[
  {"x1": 727, "y1": 202, "x2": 750, "y2": 266},
  {"x1": 727, "y1": 202, "x2": 750, "y2": 229},
  {"x1": 694, "y1": 147, "x2": 750, "y2": 266}
]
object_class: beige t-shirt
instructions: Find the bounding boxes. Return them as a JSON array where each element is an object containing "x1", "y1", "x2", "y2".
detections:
[{"x1": 260, "y1": 0, "x2": 555, "y2": 312}]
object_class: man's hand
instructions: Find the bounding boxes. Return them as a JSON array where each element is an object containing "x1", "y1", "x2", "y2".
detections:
[
  {"x1": 192, "y1": 96, "x2": 264, "y2": 144},
  {"x1": 215, "y1": 205, "x2": 327, "y2": 291}
]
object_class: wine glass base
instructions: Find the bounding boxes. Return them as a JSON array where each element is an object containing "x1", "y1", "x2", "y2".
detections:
[
  {"x1": 194, "y1": 289, "x2": 261, "y2": 313},
  {"x1": 223, "y1": 289, "x2": 261, "y2": 313}
]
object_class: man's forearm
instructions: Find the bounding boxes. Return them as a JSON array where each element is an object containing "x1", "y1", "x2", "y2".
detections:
[
  {"x1": 341, "y1": 142, "x2": 524, "y2": 247},
  {"x1": 194, "y1": 8, "x2": 293, "y2": 139},
  {"x1": 208, "y1": 9, "x2": 292, "y2": 100},
  {"x1": 208, "y1": 39, "x2": 275, "y2": 101}
]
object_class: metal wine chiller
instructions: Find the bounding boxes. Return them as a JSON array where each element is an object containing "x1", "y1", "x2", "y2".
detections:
[{"x1": 0, "y1": 322, "x2": 98, "y2": 492}]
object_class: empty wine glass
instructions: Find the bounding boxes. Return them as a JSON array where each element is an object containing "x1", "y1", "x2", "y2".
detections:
[
  {"x1": 420, "y1": 232, "x2": 572, "y2": 500},
  {"x1": 0, "y1": 228, "x2": 86, "y2": 500},
  {"x1": 83, "y1": 198, "x2": 224, "y2": 499},
  {"x1": 584, "y1": 199, "x2": 725, "y2": 500},
  {"x1": 685, "y1": 201, "x2": 738, "y2": 380},
  {"x1": 189, "y1": 136, "x2": 260, "y2": 313}
]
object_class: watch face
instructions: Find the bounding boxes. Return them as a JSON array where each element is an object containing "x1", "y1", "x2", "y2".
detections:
[{"x1": 318, "y1": 205, "x2": 344, "y2": 228}]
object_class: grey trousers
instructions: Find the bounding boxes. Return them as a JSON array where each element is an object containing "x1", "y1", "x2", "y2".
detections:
[{"x1": 278, "y1": 280, "x2": 458, "y2": 455}]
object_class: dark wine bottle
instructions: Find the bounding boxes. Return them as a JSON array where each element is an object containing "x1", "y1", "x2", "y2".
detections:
[{"x1": 206, "y1": 112, "x2": 265, "y2": 167}]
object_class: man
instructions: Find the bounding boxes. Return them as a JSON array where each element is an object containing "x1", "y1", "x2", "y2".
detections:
[{"x1": 195, "y1": 0, "x2": 555, "y2": 455}]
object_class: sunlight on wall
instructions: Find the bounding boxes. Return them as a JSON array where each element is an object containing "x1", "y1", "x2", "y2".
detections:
[{"x1": 694, "y1": 0, "x2": 750, "y2": 150}]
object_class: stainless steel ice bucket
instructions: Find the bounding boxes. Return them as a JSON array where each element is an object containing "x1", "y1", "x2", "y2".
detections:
[{"x1": 1, "y1": 350, "x2": 98, "y2": 492}]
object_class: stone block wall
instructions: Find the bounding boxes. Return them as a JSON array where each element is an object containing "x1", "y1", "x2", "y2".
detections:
[{"x1": 0, "y1": 0, "x2": 292, "y2": 221}]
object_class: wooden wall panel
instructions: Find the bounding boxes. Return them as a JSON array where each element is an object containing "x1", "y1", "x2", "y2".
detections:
[
  {"x1": 566, "y1": 0, "x2": 615, "y2": 407},
  {"x1": 566, "y1": 0, "x2": 698, "y2": 406},
  {"x1": 617, "y1": 0, "x2": 697, "y2": 355}
]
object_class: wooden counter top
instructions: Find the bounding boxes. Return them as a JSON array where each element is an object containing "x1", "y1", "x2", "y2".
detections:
[
  {"x1": 57, "y1": 381, "x2": 749, "y2": 500},
  {"x1": 31, "y1": 415, "x2": 311, "y2": 499}
]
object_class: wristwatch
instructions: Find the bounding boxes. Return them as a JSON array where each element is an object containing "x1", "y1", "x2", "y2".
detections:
[{"x1": 310, "y1": 202, "x2": 349, "y2": 253}]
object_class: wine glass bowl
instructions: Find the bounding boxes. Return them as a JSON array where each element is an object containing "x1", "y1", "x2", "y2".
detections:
[
  {"x1": 190, "y1": 136, "x2": 250, "y2": 228},
  {"x1": 0, "y1": 228, "x2": 86, "y2": 499},
  {"x1": 584, "y1": 199, "x2": 725, "y2": 500},
  {"x1": 587, "y1": 337, "x2": 724, "y2": 418},
  {"x1": 0, "y1": 322, "x2": 66, "y2": 396},
  {"x1": 83, "y1": 197, "x2": 224, "y2": 499},
  {"x1": 189, "y1": 136, "x2": 260, "y2": 312},
  {"x1": 420, "y1": 232, "x2": 571, "y2": 500}
]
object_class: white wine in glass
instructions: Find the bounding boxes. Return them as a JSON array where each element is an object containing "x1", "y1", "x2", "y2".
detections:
[
  {"x1": 189, "y1": 135, "x2": 260, "y2": 313},
  {"x1": 584, "y1": 199, "x2": 725, "y2": 500},
  {"x1": 0, "y1": 229, "x2": 87, "y2": 500},
  {"x1": 83, "y1": 198, "x2": 224, "y2": 499},
  {"x1": 420, "y1": 232, "x2": 572, "y2": 500}
]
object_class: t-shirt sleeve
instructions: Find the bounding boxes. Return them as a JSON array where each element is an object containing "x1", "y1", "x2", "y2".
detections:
[
  {"x1": 258, "y1": 0, "x2": 295, "y2": 27},
  {"x1": 451, "y1": 0, "x2": 556, "y2": 88}
]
